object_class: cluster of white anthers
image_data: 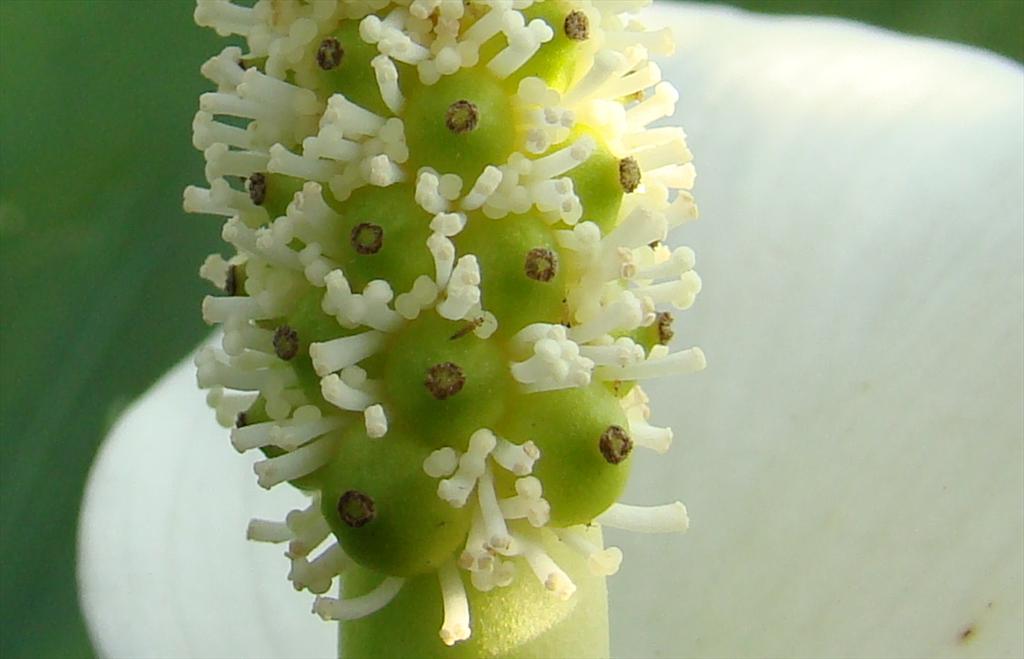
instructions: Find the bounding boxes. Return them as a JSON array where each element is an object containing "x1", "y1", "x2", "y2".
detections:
[{"x1": 187, "y1": 0, "x2": 703, "y2": 647}]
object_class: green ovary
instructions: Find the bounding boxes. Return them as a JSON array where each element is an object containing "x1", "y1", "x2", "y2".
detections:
[
  {"x1": 320, "y1": 425, "x2": 472, "y2": 577},
  {"x1": 456, "y1": 214, "x2": 568, "y2": 336},
  {"x1": 565, "y1": 134, "x2": 624, "y2": 234},
  {"x1": 381, "y1": 311, "x2": 514, "y2": 450},
  {"x1": 308, "y1": 21, "x2": 397, "y2": 116},
  {"x1": 515, "y1": 1, "x2": 583, "y2": 92},
  {"x1": 328, "y1": 183, "x2": 434, "y2": 293},
  {"x1": 404, "y1": 68, "x2": 520, "y2": 183},
  {"x1": 500, "y1": 384, "x2": 632, "y2": 527}
]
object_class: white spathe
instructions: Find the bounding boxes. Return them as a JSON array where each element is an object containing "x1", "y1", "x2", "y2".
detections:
[{"x1": 78, "y1": 4, "x2": 1024, "y2": 659}]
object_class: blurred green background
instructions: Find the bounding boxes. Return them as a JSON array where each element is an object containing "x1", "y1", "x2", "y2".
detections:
[{"x1": 0, "y1": 1, "x2": 1020, "y2": 657}]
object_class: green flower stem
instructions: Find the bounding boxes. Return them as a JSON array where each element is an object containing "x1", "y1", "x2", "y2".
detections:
[{"x1": 340, "y1": 530, "x2": 609, "y2": 659}]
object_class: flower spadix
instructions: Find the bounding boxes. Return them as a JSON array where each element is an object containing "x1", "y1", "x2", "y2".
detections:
[{"x1": 187, "y1": 0, "x2": 701, "y2": 648}]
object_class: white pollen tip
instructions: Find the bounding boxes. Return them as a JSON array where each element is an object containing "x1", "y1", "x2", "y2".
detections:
[
  {"x1": 364, "y1": 404, "x2": 388, "y2": 438},
  {"x1": 588, "y1": 547, "x2": 624, "y2": 577},
  {"x1": 545, "y1": 573, "x2": 576, "y2": 601},
  {"x1": 440, "y1": 625, "x2": 471, "y2": 647},
  {"x1": 438, "y1": 561, "x2": 472, "y2": 645},
  {"x1": 424, "y1": 447, "x2": 459, "y2": 478}
]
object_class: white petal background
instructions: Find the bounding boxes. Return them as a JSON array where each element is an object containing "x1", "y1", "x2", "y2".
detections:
[{"x1": 79, "y1": 4, "x2": 1024, "y2": 658}]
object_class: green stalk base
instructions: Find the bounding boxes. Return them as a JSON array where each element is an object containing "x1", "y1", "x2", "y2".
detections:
[{"x1": 339, "y1": 530, "x2": 610, "y2": 659}]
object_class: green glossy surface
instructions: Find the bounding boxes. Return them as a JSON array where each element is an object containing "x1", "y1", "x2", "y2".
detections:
[
  {"x1": 456, "y1": 214, "x2": 568, "y2": 336},
  {"x1": 515, "y1": 1, "x2": 583, "y2": 92},
  {"x1": 320, "y1": 426, "x2": 472, "y2": 577},
  {"x1": 404, "y1": 68, "x2": 520, "y2": 183},
  {"x1": 500, "y1": 385, "x2": 632, "y2": 527},
  {"x1": 329, "y1": 183, "x2": 435, "y2": 294},
  {"x1": 309, "y1": 20, "x2": 392, "y2": 117},
  {"x1": 382, "y1": 312, "x2": 514, "y2": 450},
  {"x1": 566, "y1": 134, "x2": 624, "y2": 233}
]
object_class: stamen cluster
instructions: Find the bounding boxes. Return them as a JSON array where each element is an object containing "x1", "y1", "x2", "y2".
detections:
[{"x1": 187, "y1": 0, "x2": 702, "y2": 647}]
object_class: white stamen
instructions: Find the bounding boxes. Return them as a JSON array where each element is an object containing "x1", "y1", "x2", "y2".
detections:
[
  {"x1": 202, "y1": 295, "x2": 268, "y2": 325},
  {"x1": 230, "y1": 420, "x2": 274, "y2": 452},
  {"x1": 313, "y1": 577, "x2": 405, "y2": 621},
  {"x1": 525, "y1": 136, "x2": 595, "y2": 181},
  {"x1": 554, "y1": 527, "x2": 623, "y2": 576},
  {"x1": 302, "y1": 126, "x2": 361, "y2": 163},
  {"x1": 634, "y1": 138, "x2": 692, "y2": 173},
  {"x1": 458, "y1": 2, "x2": 511, "y2": 65},
  {"x1": 237, "y1": 67, "x2": 320, "y2": 116},
  {"x1": 569, "y1": 293, "x2": 645, "y2": 344},
  {"x1": 206, "y1": 388, "x2": 257, "y2": 428},
  {"x1": 520, "y1": 534, "x2": 576, "y2": 600},
  {"x1": 438, "y1": 561, "x2": 471, "y2": 646},
  {"x1": 395, "y1": 275, "x2": 439, "y2": 320},
  {"x1": 438, "y1": 429, "x2": 496, "y2": 507},
  {"x1": 563, "y1": 49, "x2": 628, "y2": 106},
  {"x1": 285, "y1": 502, "x2": 331, "y2": 558},
  {"x1": 460, "y1": 166, "x2": 502, "y2": 211},
  {"x1": 510, "y1": 325, "x2": 594, "y2": 390},
  {"x1": 268, "y1": 143, "x2": 337, "y2": 183},
  {"x1": 437, "y1": 255, "x2": 481, "y2": 321},
  {"x1": 192, "y1": 111, "x2": 253, "y2": 151},
  {"x1": 323, "y1": 94, "x2": 386, "y2": 138},
  {"x1": 626, "y1": 400, "x2": 674, "y2": 454},
  {"x1": 633, "y1": 246, "x2": 696, "y2": 282},
  {"x1": 597, "y1": 345, "x2": 706, "y2": 381},
  {"x1": 423, "y1": 447, "x2": 459, "y2": 478},
  {"x1": 371, "y1": 55, "x2": 405, "y2": 113},
  {"x1": 580, "y1": 337, "x2": 646, "y2": 367},
  {"x1": 309, "y1": 331, "x2": 385, "y2": 377},
  {"x1": 491, "y1": 438, "x2": 539, "y2": 476},
  {"x1": 438, "y1": 173, "x2": 463, "y2": 200},
  {"x1": 487, "y1": 18, "x2": 553, "y2": 79},
  {"x1": 253, "y1": 435, "x2": 335, "y2": 489},
  {"x1": 364, "y1": 404, "x2": 388, "y2": 438},
  {"x1": 667, "y1": 191, "x2": 699, "y2": 228},
  {"x1": 625, "y1": 82, "x2": 679, "y2": 129},
  {"x1": 430, "y1": 212, "x2": 467, "y2": 237},
  {"x1": 597, "y1": 501, "x2": 690, "y2": 533},
  {"x1": 415, "y1": 170, "x2": 448, "y2": 214},
  {"x1": 321, "y1": 374, "x2": 376, "y2": 411},
  {"x1": 246, "y1": 519, "x2": 292, "y2": 543},
  {"x1": 270, "y1": 409, "x2": 344, "y2": 452},
  {"x1": 222, "y1": 321, "x2": 274, "y2": 356},
  {"x1": 600, "y1": 61, "x2": 663, "y2": 101},
  {"x1": 427, "y1": 232, "x2": 456, "y2": 289},
  {"x1": 195, "y1": 348, "x2": 296, "y2": 392},
  {"x1": 632, "y1": 271, "x2": 702, "y2": 310},
  {"x1": 459, "y1": 507, "x2": 492, "y2": 572},
  {"x1": 365, "y1": 154, "x2": 405, "y2": 187},
  {"x1": 477, "y1": 466, "x2": 512, "y2": 550},
  {"x1": 203, "y1": 143, "x2": 268, "y2": 181},
  {"x1": 288, "y1": 543, "x2": 350, "y2": 595},
  {"x1": 361, "y1": 280, "x2": 403, "y2": 332},
  {"x1": 603, "y1": 207, "x2": 667, "y2": 256},
  {"x1": 199, "y1": 254, "x2": 230, "y2": 289},
  {"x1": 198, "y1": 45, "x2": 244, "y2": 88},
  {"x1": 498, "y1": 477, "x2": 550, "y2": 528},
  {"x1": 474, "y1": 311, "x2": 498, "y2": 339}
]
